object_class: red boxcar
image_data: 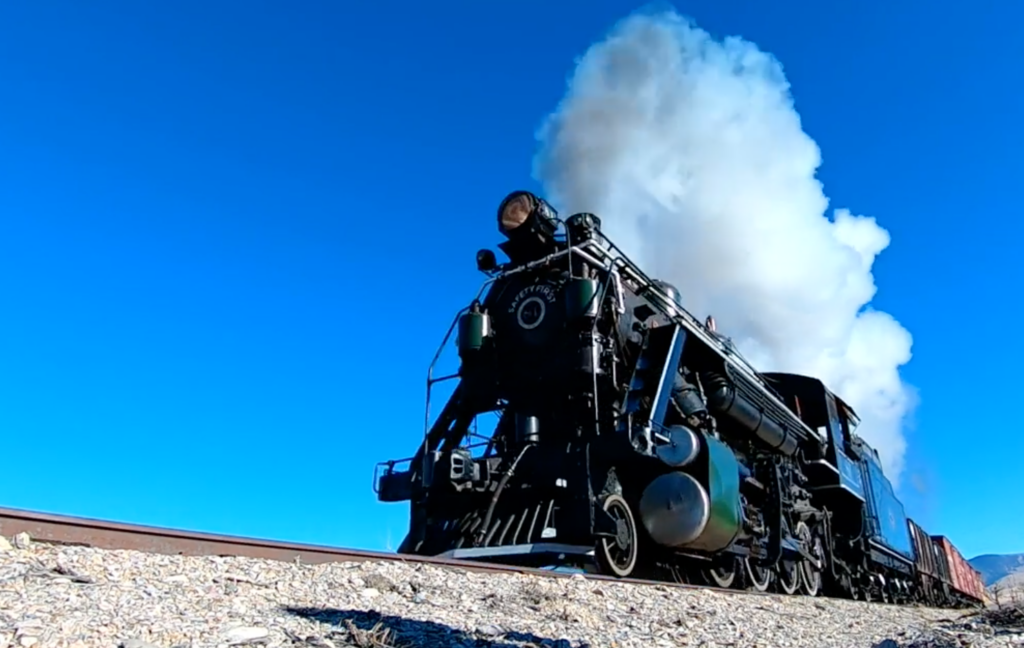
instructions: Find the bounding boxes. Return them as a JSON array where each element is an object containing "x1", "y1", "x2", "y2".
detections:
[
  {"x1": 933, "y1": 535, "x2": 985, "y2": 603},
  {"x1": 970, "y1": 567, "x2": 987, "y2": 604}
]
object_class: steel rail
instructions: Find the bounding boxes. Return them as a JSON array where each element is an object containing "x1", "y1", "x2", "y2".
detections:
[{"x1": 0, "y1": 506, "x2": 743, "y2": 595}]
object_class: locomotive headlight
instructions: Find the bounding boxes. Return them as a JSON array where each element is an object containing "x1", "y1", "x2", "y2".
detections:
[
  {"x1": 498, "y1": 191, "x2": 535, "y2": 235},
  {"x1": 495, "y1": 190, "x2": 561, "y2": 264},
  {"x1": 497, "y1": 191, "x2": 558, "y2": 239}
]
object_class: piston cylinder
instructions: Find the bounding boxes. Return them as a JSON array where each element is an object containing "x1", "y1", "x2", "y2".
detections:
[{"x1": 639, "y1": 433, "x2": 742, "y2": 552}]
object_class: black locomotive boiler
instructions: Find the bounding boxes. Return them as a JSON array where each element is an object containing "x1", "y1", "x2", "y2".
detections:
[{"x1": 374, "y1": 190, "x2": 985, "y2": 608}]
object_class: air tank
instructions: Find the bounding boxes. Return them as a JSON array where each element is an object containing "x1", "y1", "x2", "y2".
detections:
[
  {"x1": 565, "y1": 277, "x2": 600, "y2": 320},
  {"x1": 458, "y1": 305, "x2": 491, "y2": 357}
]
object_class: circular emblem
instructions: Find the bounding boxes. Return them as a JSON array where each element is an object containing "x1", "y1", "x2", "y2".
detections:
[{"x1": 516, "y1": 296, "x2": 546, "y2": 330}]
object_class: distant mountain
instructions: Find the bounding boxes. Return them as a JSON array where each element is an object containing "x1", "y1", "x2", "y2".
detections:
[
  {"x1": 994, "y1": 570, "x2": 1024, "y2": 591},
  {"x1": 969, "y1": 553, "x2": 1024, "y2": 586}
]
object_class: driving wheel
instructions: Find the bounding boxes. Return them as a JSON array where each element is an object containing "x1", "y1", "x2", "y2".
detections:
[
  {"x1": 704, "y1": 558, "x2": 738, "y2": 589},
  {"x1": 595, "y1": 494, "x2": 638, "y2": 578},
  {"x1": 797, "y1": 521, "x2": 824, "y2": 597},
  {"x1": 745, "y1": 557, "x2": 772, "y2": 592},
  {"x1": 776, "y1": 555, "x2": 800, "y2": 595}
]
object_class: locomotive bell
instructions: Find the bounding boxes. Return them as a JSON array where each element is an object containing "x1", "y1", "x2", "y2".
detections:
[{"x1": 566, "y1": 212, "x2": 602, "y2": 241}]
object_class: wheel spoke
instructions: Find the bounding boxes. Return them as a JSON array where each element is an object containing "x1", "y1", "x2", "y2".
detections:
[
  {"x1": 745, "y1": 558, "x2": 772, "y2": 592},
  {"x1": 704, "y1": 559, "x2": 737, "y2": 589},
  {"x1": 776, "y1": 559, "x2": 800, "y2": 595},
  {"x1": 595, "y1": 494, "x2": 638, "y2": 578}
]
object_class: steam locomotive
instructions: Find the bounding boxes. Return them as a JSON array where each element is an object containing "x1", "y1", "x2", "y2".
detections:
[{"x1": 374, "y1": 190, "x2": 985, "y2": 608}]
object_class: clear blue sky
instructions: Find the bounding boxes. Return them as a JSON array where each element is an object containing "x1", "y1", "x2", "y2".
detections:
[{"x1": 1, "y1": 0, "x2": 1021, "y2": 560}]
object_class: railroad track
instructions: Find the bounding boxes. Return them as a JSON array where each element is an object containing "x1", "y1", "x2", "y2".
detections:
[{"x1": 0, "y1": 506, "x2": 741, "y2": 595}]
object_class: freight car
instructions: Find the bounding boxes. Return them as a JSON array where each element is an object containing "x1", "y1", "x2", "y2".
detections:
[
  {"x1": 933, "y1": 535, "x2": 987, "y2": 606},
  {"x1": 374, "y1": 190, "x2": 984, "y2": 609},
  {"x1": 909, "y1": 519, "x2": 948, "y2": 605}
]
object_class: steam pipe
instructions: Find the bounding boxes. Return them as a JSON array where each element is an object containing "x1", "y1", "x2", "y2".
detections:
[{"x1": 474, "y1": 443, "x2": 533, "y2": 547}]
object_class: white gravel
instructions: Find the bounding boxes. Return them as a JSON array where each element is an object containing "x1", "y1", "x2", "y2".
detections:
[{"x1": 0, "y1": 532, "x2": 1020, "y2": 647}]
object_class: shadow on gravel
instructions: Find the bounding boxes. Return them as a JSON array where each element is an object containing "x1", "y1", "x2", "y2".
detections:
[
  {"x1": 900, "y1": 603, "x2": 1024, "y2": 648},
  {"x1": 974, "y1": 602, "x2": 1024, "y2": 632},
  {"x1": 282, "y1": 606, "x2": 589, "y2": 648}
]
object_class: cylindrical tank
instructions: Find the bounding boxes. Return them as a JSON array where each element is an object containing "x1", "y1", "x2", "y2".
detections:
[
  {"x1": 515, "y1": 413, "x2": 540, "y2": 445},
  {"x1": 655, "y1": 425, "x2": 702, "y2": 468},
  {"x1": 640, "y1": 471, "x2": 709, "y2": 547},
  {"x1": 638, "y1": 433, "x2": 742, "y2": 552},
  {"x1": 702, "y1": 371, "x2": 799, "y2": 456},
  {"x1": 565, "y1": 277, "x2": 600, "y2": 320},
  {"x1": 458, "y1": 309, "x2": 491, "y2": 357},
  {"x1": 574, "y1": 332, "x2": 604, "y2": 376},
  {"x1": 671, "y1": 373, "x2": 708, "y2": 421}
]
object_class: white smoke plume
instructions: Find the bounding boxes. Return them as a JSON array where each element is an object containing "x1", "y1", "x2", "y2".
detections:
[{"x1": 532, "y1": 8, "x2": 916, "y2": 481}]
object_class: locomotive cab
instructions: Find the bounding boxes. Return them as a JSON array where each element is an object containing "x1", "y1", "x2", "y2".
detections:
[{"x1": 760, "y1": 372, "x2": 866, "y2": 507}]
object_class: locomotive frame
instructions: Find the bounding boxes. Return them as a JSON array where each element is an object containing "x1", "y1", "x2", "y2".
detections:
[{"x1": 374, "y1": 190, "x2": 985, "y2": 609}]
